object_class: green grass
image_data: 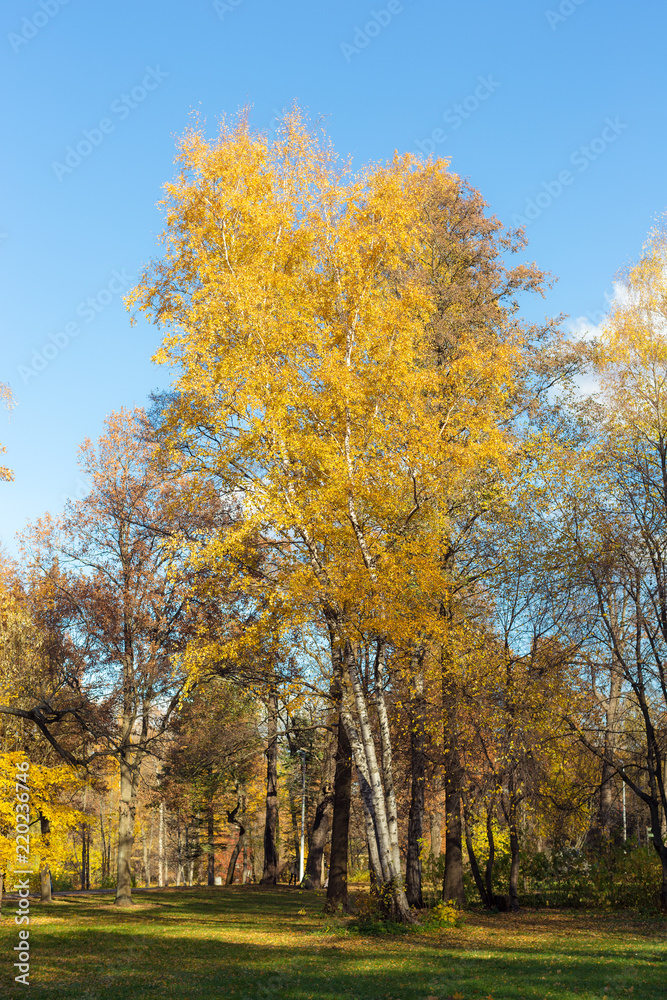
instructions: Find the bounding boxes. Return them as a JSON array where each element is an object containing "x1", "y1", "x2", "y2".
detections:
[{"x1": 2, "y1": 886, "x2": 667, "y2": 998}]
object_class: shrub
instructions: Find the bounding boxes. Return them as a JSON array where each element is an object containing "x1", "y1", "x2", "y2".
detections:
[
  {"x1": 422, "y1": 900, "x2": 465, "y2": 929},
  {"x1": 518, "y1": 844, "x2": 662, "y2": 910}
]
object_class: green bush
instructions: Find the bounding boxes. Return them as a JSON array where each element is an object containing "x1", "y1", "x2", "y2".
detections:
[
  {"x1": 518, "y1": 844, "x2": 662, "y2": 910},
  {"x1": 460, "y1": 841, "x2": 663, "y2": 911},
  {"x1": 50, "y1": 873, "x2": 75, "y2": 891}
]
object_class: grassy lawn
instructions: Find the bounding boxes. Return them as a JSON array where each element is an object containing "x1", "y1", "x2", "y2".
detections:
[{"x1": 1, "y1": 886, "x2": 666, "y2": 999}]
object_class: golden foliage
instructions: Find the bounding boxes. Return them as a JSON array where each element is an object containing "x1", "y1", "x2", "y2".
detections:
[{"x1": 129, "y1": 109, "x2": 531, "y2": 673}]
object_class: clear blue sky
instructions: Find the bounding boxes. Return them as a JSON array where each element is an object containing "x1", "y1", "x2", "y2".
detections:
[{"x1": 1, "y1": 0, "x2": 664, "y2": 555}]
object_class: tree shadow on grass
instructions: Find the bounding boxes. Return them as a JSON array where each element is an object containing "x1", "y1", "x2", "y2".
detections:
[
  {"x1": 16, "y1": 937, "x2": 666, "y2": 1000},
  {"x1": 7, "y1": 890, "x2": 667, "y2": 999}
]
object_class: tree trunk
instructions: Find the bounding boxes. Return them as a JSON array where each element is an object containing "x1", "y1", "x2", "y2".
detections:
[
  {"x1": 40, "y1": 866, "x2": 52, "y2": 902},
  {"x1": 325, "y1": 714, "x2": 352, "y2": 912},
  {"x1": 81, "y1": 824, "x2": 87, "y2": 890},
  {"x1": 177, "y1": 822, "x2": 184, "y2": 885},
  {"x1": 505, "y1": 788, "x2": 521, "y2": 912},
  {"x1": 643, "y1": 789, "x2": 667, "y2": 911},
  {"x1": 39, "y1": 812, "x2": 52, "y2": 903},
  {"x1": 226, "y1": 795, "x2": 246, "y2": 885},
  {"x1": 86, "y1": 825, "x2": 91, "y2": 889},
  {"x1": 100, "y1": 810, "x2": 108, "y2": 881},
  {"x1": 260, "y1": 685, "x2": 279, "y2": 885},
  {"x1": 110, "y1": 814, "x2": 116, "y2": 881},
  {"x1": 508, "y1": 823, "x2": 520, "y2": 911},
  {"x1": 304, "y1": 785, "x2": 333, "y2": 889},
  {"x1": 598, "y1": 649, "x2": 623, "y2": 840},
  {"x1": 354, "y1": 642, "x2": 414, "y2": 920},
  {"x1": 325, "y1": 628, "x2": 413, "y2": 921},
  {"x1": 485, "y1": 804, "x2": 496, "y2": 904},
  {"x1": 443, "y1": 778, "x2": 464, "y2": 905},
  {"x1": 658, "y1": 843, "x2": 667, "y2": 912},
  {"x1": 207, "y1": 800, "x2": 215, "y2": 886},
  {"x1": 176, "y1": 817, "x2": 183, "y2": 886},
  {"x1": 115, "y1": 757, "x2": 137, "y2": 906},
  {"x1": 462, "y1": 794, "x2": 490, "y2": 907},
  {"x1": 599, "y1": 756, "x2": 616, "y2": 840},
  {"x1": 287, "y1": 776, "x2": 301, "y2": 875},
  {"x1": 429, "y1": 799, "x2": 442, "y2": 858},
  {"x1": 185, "y1": 825, "x2": 192, "y2": 886},
  {"x1": 141, "y1": 825, "x2": 150, "y2": 887},
  {"x1": 226, "y1": 829, "x2": 245, "y2": 885},
  {"x1": 159, "y1": 803, "x2": 166, "y2": 887},
  {"x1": 84, "y1": 824, "x2": 91, "y2": 890},
  {"x1": 442, "y1": 686, "x2": 465, "y2": 907},
  {"x1": 304, "y1": 730, "x2": 336, "y2": 890},
  {"x1": 372, "y1": 646, "x2": 403, "y2": 887},
  {"x1": 406, "y1": 665, "x2": 425, "y2": 908}
]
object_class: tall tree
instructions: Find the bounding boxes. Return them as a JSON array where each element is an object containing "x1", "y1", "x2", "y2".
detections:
[
  {"x1": 562, "y1": 230, "x2": 667, "y2": 907},
  {"x1": 20, "y1": 409, "x2": 196, "y2": 905},
  {"x1": 128, "y1": 109, "x2": 567, "y2": 919}
]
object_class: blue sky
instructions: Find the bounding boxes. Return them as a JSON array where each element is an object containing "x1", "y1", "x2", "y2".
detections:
[{"x1": 1, "y1": 0, "x2": 664, "y2": 555}]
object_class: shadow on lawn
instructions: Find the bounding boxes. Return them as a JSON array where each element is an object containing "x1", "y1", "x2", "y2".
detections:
[{"x1": 4, "y1": 888, "x2": 667, "y2": 999}]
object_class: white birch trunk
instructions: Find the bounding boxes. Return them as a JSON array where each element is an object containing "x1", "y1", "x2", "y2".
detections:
[
  {"x1": 338, "y1": 698, "x2": 385, "y2": 885},
  {"x1": 347, "y1": 647, "x2": 396, "y2": 881},
  {"x1": 373, "y1": 644, "x2": 403, "y2": 881}
]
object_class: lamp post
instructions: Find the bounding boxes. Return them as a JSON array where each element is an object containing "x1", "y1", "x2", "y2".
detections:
[{"x1": 299, "y1": 749, "x2": 306, "y2": 883}]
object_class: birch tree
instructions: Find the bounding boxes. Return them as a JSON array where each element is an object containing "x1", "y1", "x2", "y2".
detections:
[
  {"x1": 128, "y1": 109, "x2": 556, "y2": 919},
  {"x1": 563, "y1": 229, "x2": 667, "y2": 908}
]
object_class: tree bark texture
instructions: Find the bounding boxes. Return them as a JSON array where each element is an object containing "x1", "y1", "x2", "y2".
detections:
[
  {"x1": 226, "y1": 794, "x2": 246, "y2": 885},
  {"x1": 115, "y1": 756, "x2": 138, "y2": 906},
  {"x1": 260, "y1": 685, "x2": 279, "y2": 885},
  {"x1": 485, "y1": 804, "x2": 496, "y2": 904},
  {"x1": 207, "y1": 800, "x2": 215, "y2": 886},
  {"x1": 325, "y1": 713, "x2": 352, "y2": 911},
  {"x1": 39, "y1": 813, "x2": 52, "y2": 902},
  {"x1": 304, "y1": 785, "x2": 333, "y2": 889},
  {"x1": 406, "y1": 663, "x2": 425, "y2": 908},
  {"x1": 507, "y1": 793, "x2": 521, "y2": 911},
  {"x1": 338, "y1": 639, "x2": 414, "y2": 922},
  {"x1": 429, "y1": 811, "x2": 442, "y2": 856},
  {"x1": 598, "y1": 648, "x2": 623, "y2": 840},
  {"x1": 442, "y1": 685, "x2": 465, "y2": 907}
]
